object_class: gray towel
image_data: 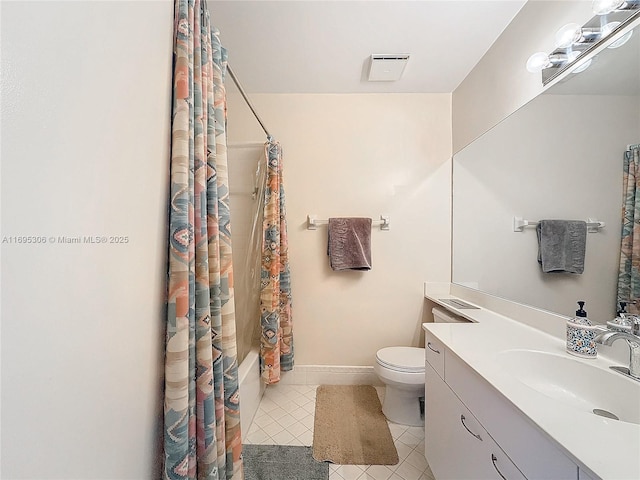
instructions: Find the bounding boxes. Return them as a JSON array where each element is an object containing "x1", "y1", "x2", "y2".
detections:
[
  {"x1": 536, "y1": 220, "x2": 587, "y2": 274},
  {"x1": 327, "y1": 218, "x2": 372, "y2": 271}
]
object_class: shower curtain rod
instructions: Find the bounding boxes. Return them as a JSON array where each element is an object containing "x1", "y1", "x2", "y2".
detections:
[{"x1": 227, "y1": 65, "x2": 272, "y2": 141}]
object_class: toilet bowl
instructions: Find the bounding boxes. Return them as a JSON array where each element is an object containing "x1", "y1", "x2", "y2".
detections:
[
  {"x1": 374, "y1": 307, "x2": 469, "y2": 426},
  {"x1": 374, "y1": 346, "x2": 426, "y2": 426}
]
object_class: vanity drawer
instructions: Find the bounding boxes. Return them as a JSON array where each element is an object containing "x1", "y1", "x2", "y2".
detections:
[
  {"x1": 445, "y1": 351, "x2": 578, "y2": 480},
  {"x1": 425, "y1": 331, "x2": 445, "y2": 379}
]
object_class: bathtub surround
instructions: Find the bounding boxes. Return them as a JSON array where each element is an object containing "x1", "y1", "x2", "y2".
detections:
[
  {"x1": 260, "y1": 141, "x2": 294, "y2": 384},
  {"x1": 164, "y1": 1, "x2": 242, "y2": 478},
  {"x1": 230, "y1": 144, "x2": 267, "y2": 365},
  {"x1": 238, "y1": 349, "x2": 265, "y2": 433}
]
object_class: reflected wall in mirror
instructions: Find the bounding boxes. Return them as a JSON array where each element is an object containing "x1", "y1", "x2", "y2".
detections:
[{"x1": 452, "y1": 20, "x2": 640, "y2": 323}]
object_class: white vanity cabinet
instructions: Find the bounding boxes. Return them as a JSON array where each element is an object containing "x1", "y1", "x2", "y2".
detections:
[
  {"x1": 425, "y1": 330, "x2": 580, "y2": 480},
  {"x1": 425, "y1": 362, "x2": 526, "y2": 480}
]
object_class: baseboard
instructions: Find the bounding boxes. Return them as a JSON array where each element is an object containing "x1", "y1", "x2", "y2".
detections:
[{"x1": 275, "y1": 365, "x2": 383, "y2": 386}]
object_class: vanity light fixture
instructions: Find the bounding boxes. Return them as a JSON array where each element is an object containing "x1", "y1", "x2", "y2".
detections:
[
  {"x1": 570, "y1": 56, "x2": 593, "y2": 73},
  {"x1": 526, "y1": 52, "x2": 570, "y2": 73},
  {"x1": 526, "y1": 6, "x2": 639, "y2": 83},
  {"x1": 552, "y1": 19, "x2": 629, "y2": 50},
  {"x1": 526, "y1": 49, "x2": 592, "y2": 74},
  {"x1": 554, "y1": 23, "x2": 601, "y2": 48},
  {"x1": 593, "y1": 0, "x2": 625, "y2": 15},
  {"x1": 603, "y1": 21, "x2": 635, "y2": 47},
  {"x1": 593, "y1": 0, "x2": 640, "y2": 15}
]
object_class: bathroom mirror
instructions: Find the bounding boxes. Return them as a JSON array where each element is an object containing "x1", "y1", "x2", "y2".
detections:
[{"x1": 452, "y1": 20, "x2": 640, "y2": 323}]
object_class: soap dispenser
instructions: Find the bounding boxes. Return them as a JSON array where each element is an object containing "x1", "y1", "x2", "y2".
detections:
[
  {"x1": 573, "y1": 301, "x2": 590, "y2": 325},
  {"x1": 566, "y1": 301, "x2": 598, "y2": 358},
  {"x1": 608, "y1": 301, "x2": 633, "y2": 332},
  {"x1": 617, "y1": 301, "x2": 628, "y2": 316}
]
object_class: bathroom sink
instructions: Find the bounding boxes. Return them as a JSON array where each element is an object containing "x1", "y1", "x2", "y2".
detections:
[{"x1": 496, "y1": 349, "x2": 640, "y2": 425}]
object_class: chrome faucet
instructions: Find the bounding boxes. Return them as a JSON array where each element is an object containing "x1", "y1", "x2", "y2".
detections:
[{"x1": 595, "y1": 315, "x2": 640, "y2": 381}]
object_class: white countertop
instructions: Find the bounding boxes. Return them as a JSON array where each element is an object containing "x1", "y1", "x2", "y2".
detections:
[{"x1": 423, "y1": 294, "x2": 640, "y2": 480}]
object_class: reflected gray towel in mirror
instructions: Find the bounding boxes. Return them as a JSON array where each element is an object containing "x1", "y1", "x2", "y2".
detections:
[
  {"x1": 327, "y1": 218, "x2": 372, "y2": 271},
  {"x1": 536, "y1": 220, "x2": 587, "y2": 274}
]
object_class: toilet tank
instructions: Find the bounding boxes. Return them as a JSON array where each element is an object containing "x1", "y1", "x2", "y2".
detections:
[{"x1": 432, "y1": 307, "x2": 470, "y2": 324}]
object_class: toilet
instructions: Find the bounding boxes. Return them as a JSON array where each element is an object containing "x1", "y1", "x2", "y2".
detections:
[{"x1": 374, "y1": 307, "x2": 469, "y2": 426}]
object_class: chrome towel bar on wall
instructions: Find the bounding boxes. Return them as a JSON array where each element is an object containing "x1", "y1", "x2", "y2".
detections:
[
  {"x1": 513, "y1": 216, "x2": 605, "y2": 233},
  {"x1": 307, "y1": 214, "x2": 390, "y2": 231}
]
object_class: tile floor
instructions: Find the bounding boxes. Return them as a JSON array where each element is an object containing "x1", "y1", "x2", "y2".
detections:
[{"x1": 244, "y1": 384, "x2": 436, "y2": 480}]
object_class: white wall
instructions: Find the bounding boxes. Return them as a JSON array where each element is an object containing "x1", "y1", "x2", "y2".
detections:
[
  {"x1": 453, "y1": 0, "x2": 594, "y2": 152},
  {"x1": 1, "y1": 2, "x2": 173, "y2": 478},
  {"x1": 453, "y1": 94, "x2": 638, "y2": 322},
  {"x1": 226, "y1": 93, "x2": 452, "y2": 366}
]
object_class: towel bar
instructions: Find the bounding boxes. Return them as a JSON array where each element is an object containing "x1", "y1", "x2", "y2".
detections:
[
  {"x1": 513, "y1": 216, "x2": 605, "y2": 233},
  {"x1": 307, "y1": 214, "x2": 390, "y2": 231}
]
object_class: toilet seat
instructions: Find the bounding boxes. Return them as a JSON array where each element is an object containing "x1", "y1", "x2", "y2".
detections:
[{"x1": 376, "y1": 347, "x2": 425, "y2": 373}]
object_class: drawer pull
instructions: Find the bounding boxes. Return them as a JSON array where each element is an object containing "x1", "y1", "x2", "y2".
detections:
[
  {"x1": 491, "y1": 454, "x2": 508, "y2": 480},
  {"x1": 427, "y1": 342, "x2": 440, "y2": 354},
  {"x1": 460, "y1": 414, "x2": 482, "y2": 441}
]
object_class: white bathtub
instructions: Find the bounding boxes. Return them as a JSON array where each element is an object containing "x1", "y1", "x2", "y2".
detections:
[{"x1": 238, "y1": 348, "x2": 264, "y2": 434}]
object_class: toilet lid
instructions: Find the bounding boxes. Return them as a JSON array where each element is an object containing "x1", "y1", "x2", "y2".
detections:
[{"x1": 376, "y1": 347, "x2": 425, "y2": 372}]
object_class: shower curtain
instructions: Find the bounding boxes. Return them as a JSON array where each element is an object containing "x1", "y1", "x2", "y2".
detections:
[
  {"x1": 617, "y1": 144, "x2": 640, "y2": 315},
  {"x1": 260, "y1": 141, "x2": 293, "y2": 384},
  {"x1": 163, "y1": 1, "x2": 243, "y2": 479}
]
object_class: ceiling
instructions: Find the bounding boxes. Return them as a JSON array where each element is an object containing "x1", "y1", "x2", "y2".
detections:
[{"x1": 210, "y1": 1, "x2": 527, "y2": 94}]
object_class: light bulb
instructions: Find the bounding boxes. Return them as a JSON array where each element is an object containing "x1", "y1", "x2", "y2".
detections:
[
  {"x1": 526, "y1": 52, "x2": 551, "y2": 73},
  {"x1": 555, "y1": 23, "x2": 583, "y2": 48},
  {"x1": 572, "y1": 57, "x2": 593, "y2": 73},
  {"x1": 608, "y1": 29, "x2": 633, "y2": 48},
  {"x1": 567, "y1": 51, "x2": 582, "y2": 62},
  {"x1": 601, "y1": 21, "x2": 621, "y2": 37},
  {"x1": 592, "y1": 0, "x2": 625, "y2": 15},
  {"x1": 602, "y1": 21, "x2": 634, "y2": 48},
  {"x1": 563, "y1": 51, "x2": 592, "y2": 74}
]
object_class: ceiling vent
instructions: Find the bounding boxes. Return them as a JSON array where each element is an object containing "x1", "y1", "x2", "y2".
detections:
[{"x1": 367, "y1": 54, "x2": 410, "y2": 81}]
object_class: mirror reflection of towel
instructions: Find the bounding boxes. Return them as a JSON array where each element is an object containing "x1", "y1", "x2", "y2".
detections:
[
  {"x1": 536, "y1": 220, "x2": 587, "y2": 274},
  {"x1": 327, "y1": 218, "x2": 372, "y2": 271}
]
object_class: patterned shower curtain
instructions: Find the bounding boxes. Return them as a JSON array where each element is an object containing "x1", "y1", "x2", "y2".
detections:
[
  {"x1": 164, "y1": 1, "x2": 243, "y2": 479},
  {"x1": 618, "y1": 144, "x2": 640, "y2": 315},
  {"x1": 260, "y1": 141, "x2": 293, "y2": 384}
]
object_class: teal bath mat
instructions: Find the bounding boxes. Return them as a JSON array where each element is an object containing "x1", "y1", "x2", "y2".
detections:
[{"x1": 243, "y1": 444, "x2": 328, "y2": 480}]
